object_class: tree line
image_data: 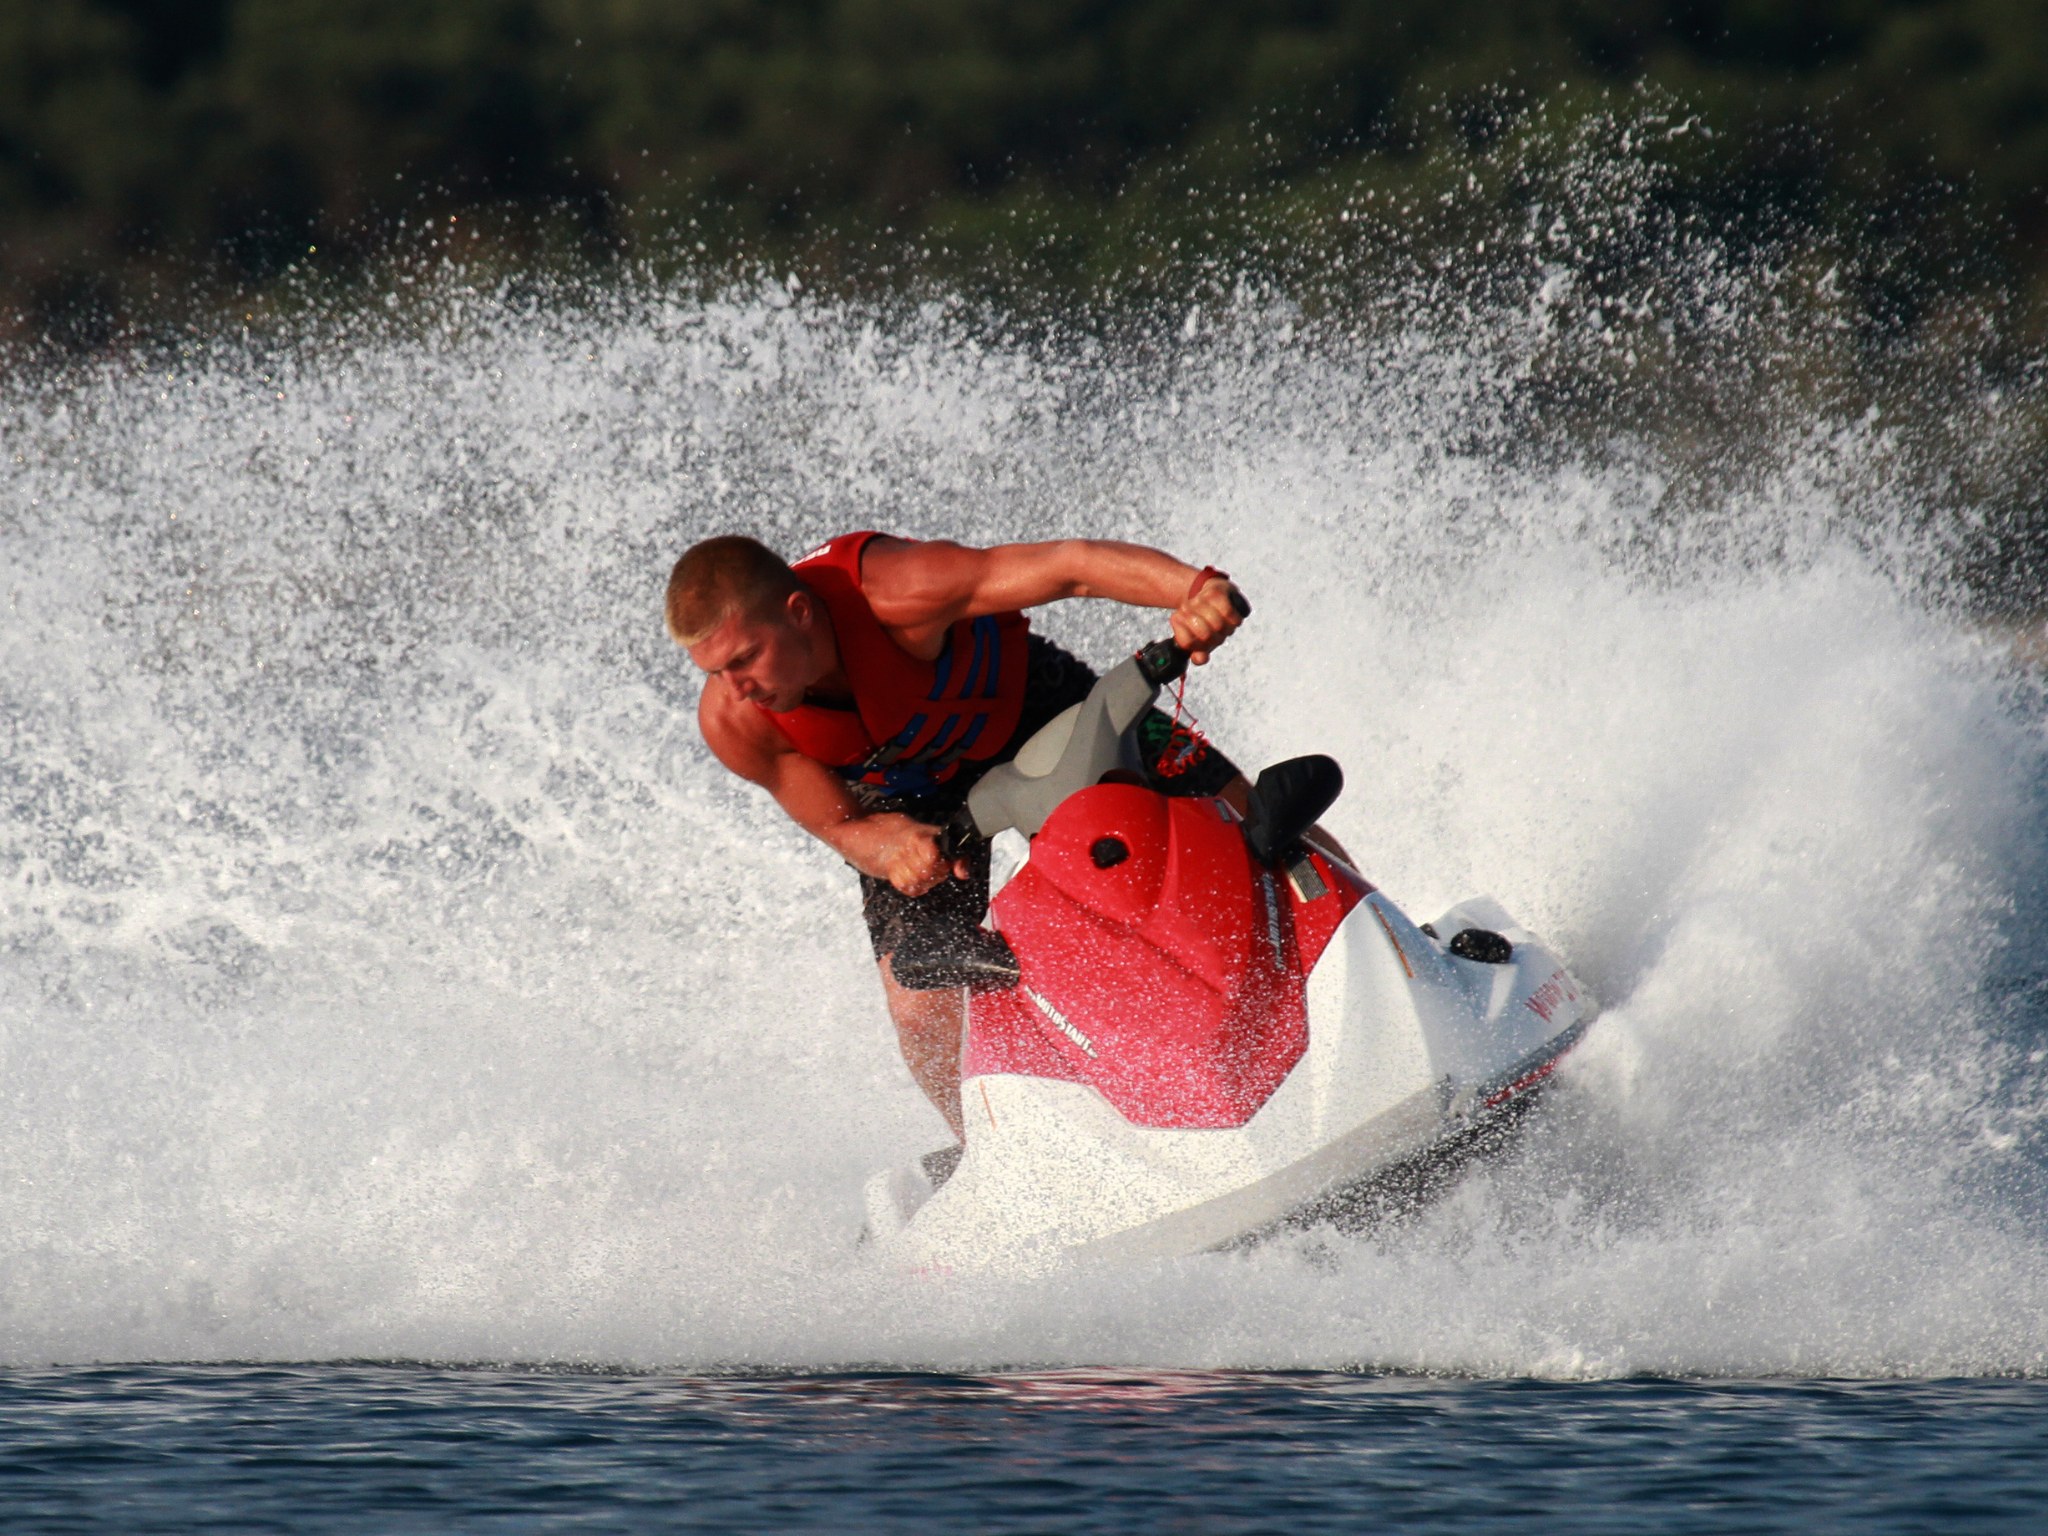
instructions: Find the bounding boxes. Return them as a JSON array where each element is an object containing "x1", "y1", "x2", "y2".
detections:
[{"x1": 5, "y1": 0, "x2": 2048, "y2": 343}]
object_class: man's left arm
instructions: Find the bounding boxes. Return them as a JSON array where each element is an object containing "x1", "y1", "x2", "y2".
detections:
[{"x1": 862, "y1": 538, "x2": 1244, "y2": 662}]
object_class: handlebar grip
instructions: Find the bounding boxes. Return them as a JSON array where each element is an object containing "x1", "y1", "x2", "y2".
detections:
[
  {"x1": 936, "y1": 806, "x2": 980, "y2": 863},
  {"x1": 1136, "y1": 584, "x2": 1250, "y2": 684}
]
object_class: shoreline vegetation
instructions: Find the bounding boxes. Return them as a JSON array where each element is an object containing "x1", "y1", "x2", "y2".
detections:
[{"x1": 8, "y1": 4, "x2": 2048, "y2": 341}]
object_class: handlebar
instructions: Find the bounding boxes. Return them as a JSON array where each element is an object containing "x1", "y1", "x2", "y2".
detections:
[
  {"x1": 939, "y1": 582, "x2": 1252, "y2": 857},
  {"x1": 936, "y1": 805, "x2": 978, "y2": 863},
  {"x1": 1135, "y1": 638, "x2": 1190, "y2": 686}
]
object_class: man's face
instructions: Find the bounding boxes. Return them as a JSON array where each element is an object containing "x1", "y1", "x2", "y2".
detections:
[{"x1": 687, "y1": 597, "x2": 818, "y2": 712}]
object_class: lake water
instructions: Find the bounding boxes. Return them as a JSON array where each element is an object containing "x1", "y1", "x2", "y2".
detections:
[
  {"x1": 5, "y1": 145, "x2": 2048, "y2": 1525},
  {"x1": 2, "y1": 1368, "x2": 2043, "y2": 1531}
]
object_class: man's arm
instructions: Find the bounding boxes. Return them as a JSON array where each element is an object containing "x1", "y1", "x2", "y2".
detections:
[
  {"x1": 861, "y1": 538, "x2": 1244, "y2": 662},
  {"x1": 697, "y1": 685, "x2": 961, "y2": 897}
]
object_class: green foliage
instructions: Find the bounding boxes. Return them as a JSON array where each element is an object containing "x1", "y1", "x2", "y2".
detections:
[{"x1": 5, "y1": 0, "x2": 2048, "y2": 342}]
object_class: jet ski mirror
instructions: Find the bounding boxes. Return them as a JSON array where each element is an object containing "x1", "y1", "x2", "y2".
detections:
[{"x1": 1242, "y1": 754, "x2": 1344, "y2": 865}]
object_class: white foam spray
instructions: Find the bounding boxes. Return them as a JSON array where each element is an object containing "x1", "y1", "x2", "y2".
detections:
[{"x1": 4, "y1": 177, "x2": 2046, "y2": 1374}]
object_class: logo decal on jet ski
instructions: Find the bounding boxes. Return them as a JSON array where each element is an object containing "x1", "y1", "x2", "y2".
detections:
[
  {"x1": 1259, "y1": 874, "x2": 1285, "y2": 968},
  {"x1": 1524, "y1": 969, "x2": 1580, "y2": 1023},
  {"x1": 1025, "y1": 986, "x2": 1098, "y2": 1058}
]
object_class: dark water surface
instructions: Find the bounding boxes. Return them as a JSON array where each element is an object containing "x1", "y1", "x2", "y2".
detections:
[{"x1": 1, "y1": 1366, "x2": 2043, "y2": 1533}]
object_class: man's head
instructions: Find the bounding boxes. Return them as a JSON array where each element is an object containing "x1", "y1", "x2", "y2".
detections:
[{"x1": 667, "y1": 535, "x2": 830, "y2": 711}]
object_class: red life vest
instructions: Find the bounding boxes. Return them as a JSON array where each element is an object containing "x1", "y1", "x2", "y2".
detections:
[{"x1": 765, "y1": 532, "x2": 1030, "y2": 795}]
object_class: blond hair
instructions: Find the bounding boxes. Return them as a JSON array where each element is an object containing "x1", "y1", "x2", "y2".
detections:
[{"x1": 665, "y1": 535, "x2": 802, "y2": 645}]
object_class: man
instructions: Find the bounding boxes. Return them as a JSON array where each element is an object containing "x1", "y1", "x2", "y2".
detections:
[{"x1": 667, "y1": 531, "x2": 1258, "y2": 1140}]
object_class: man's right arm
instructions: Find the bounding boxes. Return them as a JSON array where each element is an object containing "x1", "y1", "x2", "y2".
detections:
[{"x1": 697, "y1": 687, "x2": 962, "y2": 897}]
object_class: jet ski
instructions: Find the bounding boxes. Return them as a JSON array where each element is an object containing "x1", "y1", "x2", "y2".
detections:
[{"x1": 862, "y1": 631, "x2": 1595, "y2": 1273}]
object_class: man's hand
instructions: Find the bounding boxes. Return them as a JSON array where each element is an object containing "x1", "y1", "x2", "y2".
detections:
[
  {"x1": 695, "y1": 694, "x2": 970, "y2": 898},
  {"x1": 840, "y1": 812, "x2": 969, "y2": 897},
  {"x1": 1170, "y1": 574, "x2": 1247, "y2": 665}
]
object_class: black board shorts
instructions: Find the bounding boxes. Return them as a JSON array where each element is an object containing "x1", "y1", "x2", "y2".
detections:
[{"x1": 855, "y1": 635, "x2": 1240, "y2": 964}]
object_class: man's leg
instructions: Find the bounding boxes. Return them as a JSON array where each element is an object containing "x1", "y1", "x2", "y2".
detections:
[
  {"x1": 858, "y1": 809, "x2": 990, "y2": 1145},
  {"x1": 879, "y1": 955, "x2": 966, "y2": 1141}
]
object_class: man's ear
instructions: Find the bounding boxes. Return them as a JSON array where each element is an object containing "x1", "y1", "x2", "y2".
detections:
[{"x1": 785, "y1": 588, "x2": 814, "y2": 629}]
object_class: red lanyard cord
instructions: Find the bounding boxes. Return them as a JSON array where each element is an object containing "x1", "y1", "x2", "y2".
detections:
[{"x1": 1150, "y1": 564, "x2": 1229, "y2": 779}]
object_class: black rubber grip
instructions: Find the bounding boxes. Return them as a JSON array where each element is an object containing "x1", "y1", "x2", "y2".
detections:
[
  {"x1": 936, "y1": 806, "x2": 980, "y2": 861},
  {"x1": 1137, "y1": 639, "x2": 1190, "y2": 685}
]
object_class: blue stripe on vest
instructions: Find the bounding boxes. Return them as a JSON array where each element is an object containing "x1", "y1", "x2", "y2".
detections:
[
  {"x1": 867, "y1": 711, "x2": 927, "y2": 768},
  {"x1": 922, "y1": 711, "x2": 967, "y2": 758},
  {"x1": 955, "y1": 619, "x2": 989, "y2": 701},
  {"x1": 926, "y1": 631, "x2": 957, "y2": 701},
  {"x1": 946, "y1": 714, "x2": 989, "y2": 761}
]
